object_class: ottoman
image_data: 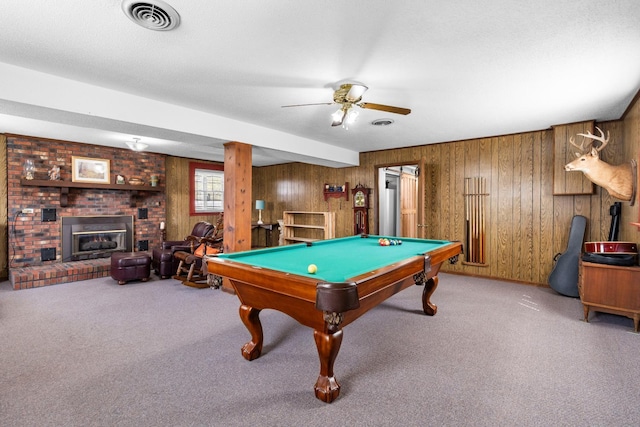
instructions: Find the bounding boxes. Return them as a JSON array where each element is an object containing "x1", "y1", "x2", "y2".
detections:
[
  {"x1": 152, "y1": 247, "x2": 177, "y2": 279},
  {"x1": 110, "y1": 252, "x2": 151, "y2": 285}
]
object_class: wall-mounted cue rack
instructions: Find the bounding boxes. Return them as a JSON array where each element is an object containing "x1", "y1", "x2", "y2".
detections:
[{"x1": 463, "y1": 177, "x2": 489, "y2": 266}]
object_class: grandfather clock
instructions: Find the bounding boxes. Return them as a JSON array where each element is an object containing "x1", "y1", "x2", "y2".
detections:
[{"x1": 352, "y1": 184, "x2": 371, "y2": 235}]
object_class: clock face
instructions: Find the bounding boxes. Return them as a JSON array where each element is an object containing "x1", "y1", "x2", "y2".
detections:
[{"x1": 355, "y1": 190, "x2": 365, "y2": 207}]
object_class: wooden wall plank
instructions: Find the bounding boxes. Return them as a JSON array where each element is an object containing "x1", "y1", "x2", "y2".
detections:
[
  {"x1": 539, "y1": 130, "x2": 556, "y2": 283},
  {"x1": 440, "y1": 143, "x2": 452, "y2": 240},
  {"x1": 450, "y1": 140, "x2": 467, "y2": 272},
  {"x1": 488, "y1": 137, "x2": 500, "y2": 278},
  {"x1": 531, "y1": 131, "x2": 543, "y2": 283},
  {"x1": 512, "y1": 134, "x2": 523, "y2": 280},
  {"x1": 497, "y1": 136, "x2": 513, "y2": 279},
  {"x1": 478, "y1": 138, "x2": 492, "y2": 273},
  {"x1": 520, "y1": 133, "x2": 535, "y2": 282}
]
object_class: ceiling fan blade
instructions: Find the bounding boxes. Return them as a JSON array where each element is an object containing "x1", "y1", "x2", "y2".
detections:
[
  {"x1": 359, "y1": 102, "x2": 411, "y2": 115},
  {"x1": 281, "y1": 102, "x2": 334, "y2": 108}
]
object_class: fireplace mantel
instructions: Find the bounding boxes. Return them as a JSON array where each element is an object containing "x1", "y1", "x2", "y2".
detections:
[{"x1": 20, "y1": 178, "x2": 163, "y2": 207}]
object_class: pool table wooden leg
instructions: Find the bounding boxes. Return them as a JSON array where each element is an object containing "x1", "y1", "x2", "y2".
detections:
[
  {"x1": 422, "y1": 276, "x2": 439, "y2": 316},
  {"x1": 239, "y1": 304, "x2": 263, "y2": 361},
  {"x1": 313, "y1": 329, "x2": 343, "y2": 403}
]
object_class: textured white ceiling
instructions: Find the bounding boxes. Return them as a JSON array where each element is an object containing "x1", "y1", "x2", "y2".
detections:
[{"x1": 1, "y1": 0, "x2": 640, "y2": 166}]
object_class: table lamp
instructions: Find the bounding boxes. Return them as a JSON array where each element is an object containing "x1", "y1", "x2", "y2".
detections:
[{"x1": 255, "y1": 200, "x2": 265, "y2": 225}]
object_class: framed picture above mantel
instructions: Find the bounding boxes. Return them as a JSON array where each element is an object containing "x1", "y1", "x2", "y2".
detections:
[{"x1": 72, "y1": 156, "x2": 111, "y2": 184}]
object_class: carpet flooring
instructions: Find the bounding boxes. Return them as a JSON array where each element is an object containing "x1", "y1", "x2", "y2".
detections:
[{"x1": 1, "y1": 273, "x2": 639, "y2": 426}]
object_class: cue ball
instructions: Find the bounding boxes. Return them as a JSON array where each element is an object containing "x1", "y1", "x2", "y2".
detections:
[{"x1": 307, "y1": 264, "x2": 318, "y2": 274}]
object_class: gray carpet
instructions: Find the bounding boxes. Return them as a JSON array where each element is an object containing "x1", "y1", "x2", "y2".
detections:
[{"x1": 1, "y1": 273, "x2": 639, "y2": 426}]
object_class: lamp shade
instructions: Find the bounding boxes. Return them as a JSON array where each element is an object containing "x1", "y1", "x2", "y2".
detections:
[{"x1": 255, "y1": 200, "x2": 265, "y2": 210}]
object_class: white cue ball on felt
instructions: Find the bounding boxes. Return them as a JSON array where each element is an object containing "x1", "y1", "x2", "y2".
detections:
[{"x1": 307, "y1": 264, "x2": 318, "y2": 274}]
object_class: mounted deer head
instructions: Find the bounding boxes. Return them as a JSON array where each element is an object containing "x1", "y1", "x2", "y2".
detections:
[{"x1": 564, "y1": 127, "x2": 636, "y2": 204}]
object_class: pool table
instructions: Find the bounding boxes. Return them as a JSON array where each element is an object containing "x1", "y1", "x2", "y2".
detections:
[{"x1": 205, "y1": 234, "x2": 462, "y2": 403}]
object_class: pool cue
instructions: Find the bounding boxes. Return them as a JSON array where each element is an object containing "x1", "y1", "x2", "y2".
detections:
[
  {"x1": 480, "y1": 177, "x2": 485, "y2": 264},
  {"x1": 465, "y1": 178, "x2": 470, "y2": 261}
]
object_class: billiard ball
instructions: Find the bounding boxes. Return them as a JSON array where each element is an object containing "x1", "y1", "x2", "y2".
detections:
[{"x1": 307, "y1": 264, "x2": 318, "y2": 274}]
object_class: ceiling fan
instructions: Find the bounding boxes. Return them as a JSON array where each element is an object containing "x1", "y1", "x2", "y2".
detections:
[{"x1": 282, "y1": 83, "x2": 411, "y2": 127}]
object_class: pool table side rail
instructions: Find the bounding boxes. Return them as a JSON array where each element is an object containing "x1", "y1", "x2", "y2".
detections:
[
  {"x1": 206, "y1": 241, "x2": 462, "y2": 329},
  {"x1": 206, "y1": 240, "x2": 461, "y2": 302},
  {"x1": 207, "y1": 257, "x2": 320, "y2": 303}
]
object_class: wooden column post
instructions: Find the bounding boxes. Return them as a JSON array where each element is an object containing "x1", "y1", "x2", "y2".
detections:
[{"x1": 221, "y1": 141, "x2": 252, "y2": 292}]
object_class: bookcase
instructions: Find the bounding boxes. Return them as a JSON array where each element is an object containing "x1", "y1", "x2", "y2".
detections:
[{"x1": 282, "y1": 211, "x2": 335, "y2": 244}]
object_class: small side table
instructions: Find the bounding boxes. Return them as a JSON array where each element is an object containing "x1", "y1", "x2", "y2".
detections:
[
  {"x1": 252, "y1": 223, "x2": 280, "y2": 247},
  {"x1": 578, "y1": 260, "x2": 640, "y2": 332}
]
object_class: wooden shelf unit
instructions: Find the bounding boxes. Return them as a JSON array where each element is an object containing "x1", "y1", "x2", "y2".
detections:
[
  {"x1": 323, "y1": 182, "x2": 349, "y2": 201},
  {"x1": 20, "y1": 178, "x2": 163, "y2": 207},
  {"x1": 282, "y1": 211, "x2": 335, "y2": 244}
]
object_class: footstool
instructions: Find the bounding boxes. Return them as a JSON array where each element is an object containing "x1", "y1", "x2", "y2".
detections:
[
  {"x1": 152, "y1": 247, "x2": 177, "y2": 279},
  {"x1": 110, "y1": 252, "x2": 151, "y2": 285}
]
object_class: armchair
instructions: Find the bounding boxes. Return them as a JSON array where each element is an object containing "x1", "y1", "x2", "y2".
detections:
[
  {"x1": 152, "y1": 220, "x2": 216, "y2": 278},
  {"x1": 173, "y1": 234, "x2": 224, "y2": 288}
]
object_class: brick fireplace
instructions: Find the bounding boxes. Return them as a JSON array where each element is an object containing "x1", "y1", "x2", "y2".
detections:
[{"x1": 7, "y1": 135, "x2": 166, "y2": 290}]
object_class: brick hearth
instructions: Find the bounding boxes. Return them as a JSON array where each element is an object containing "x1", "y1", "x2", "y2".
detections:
[{"x1": 9, "y1": 258, "x2": 111, "y2": 290}]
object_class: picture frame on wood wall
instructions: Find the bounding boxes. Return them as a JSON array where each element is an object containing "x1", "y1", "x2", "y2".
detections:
[{"x1": 71, "y1": 156, "x2": 111, "y2": 184}]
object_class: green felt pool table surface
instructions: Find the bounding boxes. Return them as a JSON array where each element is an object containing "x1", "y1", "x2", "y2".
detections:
[{"x1": 216, "y1": 234, "x2": 453, "y2": 282}]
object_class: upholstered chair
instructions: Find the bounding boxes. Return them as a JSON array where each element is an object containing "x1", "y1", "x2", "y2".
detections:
[
  {"x1": 173, "y1": 233, "x2": 224, "y2": 288},
  {"x1": 152, "y1": 221, "x2": 215, "y2": 278}
]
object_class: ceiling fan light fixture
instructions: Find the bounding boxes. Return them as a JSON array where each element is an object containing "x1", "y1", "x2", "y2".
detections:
[
  {"x1": 331, "y1": 108, "x2": 347, "y2": 127},
  {"x1": 345, "y1": 84, "x2": 368, "y2": 102},
  {"x1": 341, "y1": 109, "x2": 360, "y2": 130},
  {"x1": 126, "y1": 138, "x2": 149, "y2": 152},
  {"x1": 345, "y1": 109, "x2": 359, "y2": 124}
]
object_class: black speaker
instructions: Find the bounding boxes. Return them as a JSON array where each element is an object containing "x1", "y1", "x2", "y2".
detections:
[
  {"x1": 137, "y1": 240, "x2": 149, "y2": 251},
  {"x1": 42, "y1": 208, "x2": 56, "y2": 222},
  {"x1": 41, "y1": 248, "x2": 56, "y2": 261},
  {"x1": 138, "y1": 208, "x2": 148, "y2": 219}
]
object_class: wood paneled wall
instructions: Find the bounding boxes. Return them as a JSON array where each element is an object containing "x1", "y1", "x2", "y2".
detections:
[
  {"x1": 252, "y1": 118, "x2": 638, "y2": 286},
  {"x1": 623, "y1": 95, "x2": 640, "y2": 236},
  {"x1": 164, "y1": 156, "x2": 224, "y2": 241}
]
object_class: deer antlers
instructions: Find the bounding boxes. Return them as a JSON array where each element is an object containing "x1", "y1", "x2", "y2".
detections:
[{"x1": 569, "y1": 126, "x2": 610, "y2": 156}]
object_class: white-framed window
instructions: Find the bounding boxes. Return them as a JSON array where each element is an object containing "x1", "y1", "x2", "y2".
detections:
[{"x1": 190, "y1": 162, "x2": 223, "y2": 215}]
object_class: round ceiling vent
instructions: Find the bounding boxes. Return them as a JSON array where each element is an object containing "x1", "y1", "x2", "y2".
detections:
[
  {"x1": 371, "y1": 118, "x2": 395, "y2": 126},
  {"x1": 122, "y1": 0, "x2": 180, "y2": 31}
]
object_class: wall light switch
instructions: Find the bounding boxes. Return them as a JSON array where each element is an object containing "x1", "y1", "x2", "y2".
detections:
[{"x1": 22, "y1": 208, "x2": 34, "y2": 214}]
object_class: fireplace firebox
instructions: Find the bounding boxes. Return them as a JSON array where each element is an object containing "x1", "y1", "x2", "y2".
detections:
[{"x1": 61, "y1": 216, "x2": 134, "y2": 261}]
